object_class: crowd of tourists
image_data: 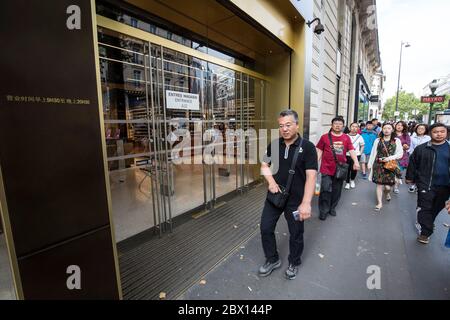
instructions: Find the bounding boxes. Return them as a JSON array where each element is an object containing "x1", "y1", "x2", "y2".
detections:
[{"x1": 258, "y1": 111, "x2": 450, "y2": 280}]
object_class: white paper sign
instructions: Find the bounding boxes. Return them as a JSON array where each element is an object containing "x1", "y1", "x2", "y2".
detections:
[{"x1": 166, "y1": 90, "x2": 200, "y2": 111}]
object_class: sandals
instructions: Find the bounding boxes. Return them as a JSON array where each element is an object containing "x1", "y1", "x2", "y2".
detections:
[{"x1": 374, "y1": 205, "x2": 382, "y2": 211}]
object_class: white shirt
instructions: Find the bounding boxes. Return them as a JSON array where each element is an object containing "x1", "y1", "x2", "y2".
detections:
[
  {"x1": 346, "y1": 133, "x2": 365, "y2": 156},
  {"x1": 409, "y1": 134, "x2": 431, "y2": 155}
]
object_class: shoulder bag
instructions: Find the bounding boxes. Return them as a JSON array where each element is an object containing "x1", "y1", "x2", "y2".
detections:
[
  {"x1": 381, "y1": 140, "x2": 398, "y2": 172},
  {"x1": 328, "y1": 133, "x2": 349, "y2": 180}
]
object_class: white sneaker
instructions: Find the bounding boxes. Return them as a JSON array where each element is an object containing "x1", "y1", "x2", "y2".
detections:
[
  {"x1": 344, "y1": 183, "x2": 350, "y2": 190},
  {"x1": 393, "y1": 188, "x2": 399, "y2": 194},
  {"x1": 350, "y1": 180, "x2": 356, "y2": 188}
]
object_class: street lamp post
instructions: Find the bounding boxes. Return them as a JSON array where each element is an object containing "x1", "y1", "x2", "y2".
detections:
[
  {"x1": 395, "y1": 41, "x2": 410, "y2": 121},
  {"x1": 428, "y1": 79, "x2": 439, "y2": 125}
]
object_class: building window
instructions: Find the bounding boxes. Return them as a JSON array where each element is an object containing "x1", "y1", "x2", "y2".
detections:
[{"x1": 133, "y1": 70, "x2": 141, "y2": 87}]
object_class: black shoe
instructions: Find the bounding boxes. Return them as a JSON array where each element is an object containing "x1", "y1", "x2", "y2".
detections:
[
  {"x1": 258, "y1": 259, "x2": 281, "y2": 277},
  {"x1": 417, "y1": 235, "x2": 430, "y2": 244},
  {"x1": 285, "y1": 264, "x2": 299, "y2": 280},
  {"x1": 319, "y1": 213, "x2": 327, "y2": 221},
  {"x1": 329, "y1": 210, "x2": 336, "y2": 217}
]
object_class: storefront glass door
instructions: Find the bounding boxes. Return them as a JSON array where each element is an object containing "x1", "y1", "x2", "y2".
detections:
[
  {"x1": 98, "y1": 26, "x2": 265, "y2": 242},
  {"x1": 98, "y1": 28, "x2": 156, "y2": 242}
]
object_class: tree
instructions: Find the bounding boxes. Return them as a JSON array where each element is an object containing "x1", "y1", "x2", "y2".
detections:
[
  {"x1": 382, "y1": 91, "x2": 422, "y2": 121},
  {"x1": 382, "y1": 91, "x2": 449, "y2": 122}
]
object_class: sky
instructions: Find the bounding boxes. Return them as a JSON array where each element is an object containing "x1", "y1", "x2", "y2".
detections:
[{"x1": 377, "y1": 0, "x2": 450, "y2": 102}]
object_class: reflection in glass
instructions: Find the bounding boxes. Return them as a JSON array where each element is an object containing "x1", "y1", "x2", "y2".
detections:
[
  {"x1": 97, "y1": 27, "x2": 266, "y2": 242},
  {"x1": 155, "y1": 46, "x2": 206, "y2": 216},
  {"x1": 95, "y1": 3, "x2": 252, "y2": 68},
  {"x1": 98, "y1": 29, "x2": 154, "y2": 242}
]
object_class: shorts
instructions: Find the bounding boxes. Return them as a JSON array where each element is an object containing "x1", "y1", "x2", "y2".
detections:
[{"x1": 360, "y1": 154, "x2": 369, "y2": 163}]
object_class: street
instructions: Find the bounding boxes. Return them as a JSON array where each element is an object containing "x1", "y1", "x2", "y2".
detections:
[{"x1": 181, "y1": 177, "x2": 450, "y2": 300}]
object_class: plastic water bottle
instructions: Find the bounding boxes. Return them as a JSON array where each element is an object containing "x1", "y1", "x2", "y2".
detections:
[
  {"x1": 315, "y1": 174, "x2": 321, "y2": 196},
  {"x1": 445, "y1": 229, "x2": 450, "y2": 248}
]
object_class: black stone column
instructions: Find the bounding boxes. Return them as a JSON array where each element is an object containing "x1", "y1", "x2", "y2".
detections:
[{"x1": 0, "y1": 0, "x2": 121, "y2": 299}]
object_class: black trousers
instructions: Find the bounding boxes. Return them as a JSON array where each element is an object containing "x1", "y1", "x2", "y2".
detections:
[
  {"x1": 417, "y1": 186, "x2": 450, "y2": 237},
  {"x1": 346, "y1": 156, "x2": 360, "y2": 183},
  {"x1": 319, "y1": 174, "x2": 344, "y2": 217},
  {"x1": 260, "y1": 200, "x2": 304, "y2": 266}
]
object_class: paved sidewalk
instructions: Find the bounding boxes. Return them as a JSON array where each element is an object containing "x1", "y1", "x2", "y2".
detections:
[{"x1": 181, "y1": 177, "x2": 450, "y2": 300}]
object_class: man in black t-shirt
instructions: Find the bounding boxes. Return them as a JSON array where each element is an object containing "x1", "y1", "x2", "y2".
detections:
[{"x1": 259, "y1": 110, "x2": 318, "y2": 280}]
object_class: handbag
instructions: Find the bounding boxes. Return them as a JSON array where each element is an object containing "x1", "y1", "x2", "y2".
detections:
[
  {"x1": 381, "y1": 140, "x2": 398, "y2": 172},
  {"x1": 266, "y1": 138, "x2": 303, "y2": 209},
  {"x1": 328, "y1": 133, "x2": 349, "y2": 180}
]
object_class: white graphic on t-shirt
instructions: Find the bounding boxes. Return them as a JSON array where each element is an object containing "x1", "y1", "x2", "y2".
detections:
[{"x1": 333, "y1": 141, "x2": 344, "y2": 155}]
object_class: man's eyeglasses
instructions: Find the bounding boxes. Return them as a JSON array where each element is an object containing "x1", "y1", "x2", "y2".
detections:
[{"x1": 279, "y1": 123, "x2": 294, "y2": 129}]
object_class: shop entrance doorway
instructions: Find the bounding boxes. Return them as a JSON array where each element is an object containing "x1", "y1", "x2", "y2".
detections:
[{"x1": 97, "y1": 26, "x2": 266, "y2": 242}]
